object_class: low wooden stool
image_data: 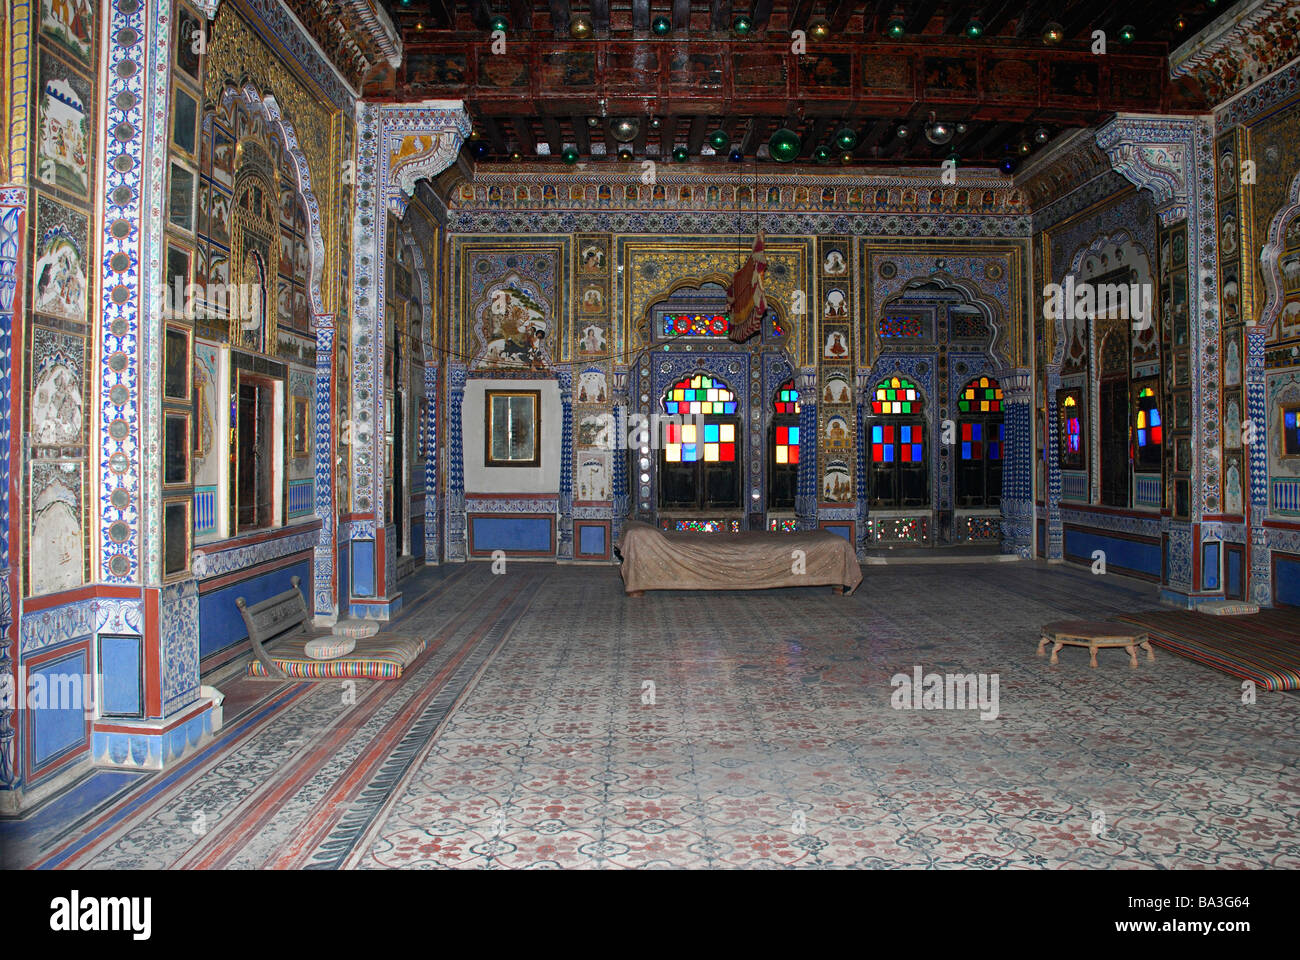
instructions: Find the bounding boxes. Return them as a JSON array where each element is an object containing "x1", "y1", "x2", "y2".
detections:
[{"x1": 1038, "y1": 620, "x2": 1155, "y2": 669}]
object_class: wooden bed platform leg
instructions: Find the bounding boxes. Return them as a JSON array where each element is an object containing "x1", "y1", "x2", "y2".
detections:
[
  {"x1": 832, "y1": 586, "x2": 844, "y2": 595},
  {"x1": 627, "y1": 590, "x2": 645, "y2": 598}
]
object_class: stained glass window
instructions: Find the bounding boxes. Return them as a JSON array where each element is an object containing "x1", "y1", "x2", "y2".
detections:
[
  {"x1": 957, "y1": 378, "x2": 1004, "y2": 508},
  {"x1": 661, "y1": 313, "x2": 731, "y2": 338},
  {"x1": 769, "y1": 380, "x2": 800, "y2": 510},
  {"x1": 872, "y1": 376, "x2": 920, "y2": 414},
  {"x1": 869, "y1": 379, "x2": 928, "y2": 508},
  {"x1": 663, "y1": 420, "x2": 736, "y2": 463},
  {"x1": 664, "y1": 373, "x2": 738, "y2": 416},
  {"x1": 1286, "y1": 406, "x2": 1300, "y2": 457},
  {"x1": 773, "y1": 379, "x2": 801, "y2": 415},
  {"x1": 660, "y1": 373, "x2": 741, "y2": 510},
  {"x1": 1134, "y1": 384, "x2": 1163, "y2": 474},
  {"x1": 958, "y1": 377, "x2": 1003, "y2": 414},
  {"x1": 1058, "y1": 389, "x2": 1084, "y2": 471}
]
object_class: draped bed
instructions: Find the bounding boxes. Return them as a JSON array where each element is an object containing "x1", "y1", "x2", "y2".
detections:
[{"x1": 617, "y1": 521, "x2": 863, "y2": 596}]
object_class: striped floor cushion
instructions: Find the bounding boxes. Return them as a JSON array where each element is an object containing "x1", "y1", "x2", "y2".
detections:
[
  {"x1": 247, "y1": 635, "x2": 426, "y2": 680},
  {"x1": 304, "y1": 636, "x2": 356, "y2": 660},
  {"x1": 1118, "y1": 609, "x2": 1300, "y2": 692}
]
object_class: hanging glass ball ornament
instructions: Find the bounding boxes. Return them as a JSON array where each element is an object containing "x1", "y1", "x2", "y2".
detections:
[
  {"x1": 834, "y1": 126, "x2": 859, "y2": 151},
  {"x1": 729, "y1": 147, "x2": 744, "y2": 162},
  {"x1": 768, "y1": 127, "x2": 802, "y2": 163},
  {"x1": 672, "y1": 146, "x2": 689, "y2": 163},
  {"x1": 651, "y1": 15, "x2": 671, "y2": 36},
  {"x1": 561, "y1": 145, "x2": 580, "y2": 165},
  {"x1": 489, "y1": 15, "x2": 508, "y2": 33},
  {"x1": 709, "y1": 129, "x2": 731, "y2": 151},
  {"x1": 814, "y1": 145, "x2": 832, "y2": 164},
  {"x1": 570, "y1": 16, "x2": 593, "y2": 39},
  {"x1": 733, "y1": 15, "x2": 753, "y2": 36}
]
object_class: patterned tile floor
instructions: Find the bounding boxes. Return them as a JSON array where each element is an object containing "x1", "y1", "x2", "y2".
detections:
[{"x1": 12, "y1": 561, "x2": 1300, "y2": 869}]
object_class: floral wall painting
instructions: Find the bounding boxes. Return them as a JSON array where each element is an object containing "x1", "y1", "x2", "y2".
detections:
[
  {"x1": 29, "y1": 461, "x2": 84, "y2": 596},
  {"x1": 36, "y1": 63, "x2": 91, "y2": 193},
  {"x1": 31, "y1": 197, "x2": 88, "y2": 323}
]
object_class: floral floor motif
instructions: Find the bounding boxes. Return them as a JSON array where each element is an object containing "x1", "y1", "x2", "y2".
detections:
[{"x1": 15, "y1": 561, "x2": 1300, "y2": 869}]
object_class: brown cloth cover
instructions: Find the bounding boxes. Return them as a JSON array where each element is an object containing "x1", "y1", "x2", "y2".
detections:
[{"x1": 618, "y1": 520, "x2": 863, "y2": 595}]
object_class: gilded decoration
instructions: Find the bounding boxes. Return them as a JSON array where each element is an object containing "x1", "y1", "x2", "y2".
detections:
[
  {"x1": 620, "y1": 239, "x2": 812, "y2": 367},
  {"x1": 204, "y1": 0, "x2": 341, "y2": 313}
]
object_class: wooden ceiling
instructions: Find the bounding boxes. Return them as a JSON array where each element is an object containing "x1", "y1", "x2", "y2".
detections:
[{"x1": 366, "y1": 1, "x2": 1231, "y2": 167}]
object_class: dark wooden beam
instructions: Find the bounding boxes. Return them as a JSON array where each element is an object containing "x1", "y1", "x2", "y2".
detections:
[
  {"x1": 983, "y1": 0, "x2": 1017, "y2": 34},
  {"x1": 907, "y1": 0, "x2": 940, "y2": 33},
  {"x1": 571, "y1": 114, "x2": 591, "y2": 155},
  {"x1": 510, "y1": 116, "x2": 534, "y2": 156},
  {"x1": 1015, "y1": 1, "x2": 1049, "y2": 38},
  {"x1": 740, "y1": 117, "x2": 762, "y2": 157},
  {"x1": 788, "y1": 0, "x2": 815, "y2": 32},
  {"x1": 591, "y1": 0, "x2": 610, "y2": 34},
  {"x1": 662, "y1": 114, "x2": 681, "y2": 154},
  {"x1": 754, "y1": 0, "x2": 776, "y2": 30},
  {"x1": 540, "y1": 116, "x2": 563, "y2": 156},
  {"x1": 632, "y1": 0, "x2": 650, "y2": 33},
  {"x1": 858, "y1": 119, "x2": 895, "y2": 156},
  {"x1": 469, "y1": 0, "x2": 492, "y2": 31},
  {"x1": 672, "y1": 0, "x2": 691, "y2": 33},
  {"x1": 870, "y1": 0, "x2": 895, "y2": 34},
  {"x1": 828, "y1": 0, "x2": 854, "y2": 32},
  {"x1": 687, "y1": 115, "x2": 708, "y2": 154},
  {"x1": 482, "y1": 116, "x2": 509, "y2": 155},
  {"x1": 508, "y1": 0, "x2": 531, "y2": 33},
  {"x1": 710, "y1": 0, "x2": 733, "y2": 32},
  {"x1": 634, "y1": 117, "x2": 649, "y2": 157},
  {"x1": 548, "y1": 0, "x2": 570, "y2": 38}
]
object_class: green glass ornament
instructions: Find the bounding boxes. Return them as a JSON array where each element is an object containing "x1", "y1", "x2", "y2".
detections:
[
  {"x1": 561, "y1": 146, "x2": 579, "y2": 165},
  {"x1": 768, "y1": 128, "x2": 802, "y2": 163},
  {"x1": 834, "y1": 127, "x2": 859, "y2": 151},
  {"x1": 709, "y1": 129, "x2": 730, "y2": 151}
]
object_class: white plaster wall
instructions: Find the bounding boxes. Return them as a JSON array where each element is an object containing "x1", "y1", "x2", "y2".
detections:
[{"x1": 462, "y1": 378, "x2": 561, "y2": 494}]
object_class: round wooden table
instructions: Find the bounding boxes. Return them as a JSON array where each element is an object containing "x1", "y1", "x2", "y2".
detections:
[{"x1": 1038, "y1": 620, "x2": 1155, "y2": 668}]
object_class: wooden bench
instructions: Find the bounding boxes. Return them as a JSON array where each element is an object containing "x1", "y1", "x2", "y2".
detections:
[{"x1": 236, "y1": 576, "x2": 327, "y2": 680}]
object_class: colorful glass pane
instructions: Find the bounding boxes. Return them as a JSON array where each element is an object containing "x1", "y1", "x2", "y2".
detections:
[
  {"x1": 773, "y1": 379, "x2": 801, "y2": 415},
  {"x1": 663, "y1": 373, "x2": 737, "y2": 416},
  {"x1": 662, "y1": 313, "x2": 731, "y2": 338},
  {"x1": 958, "y1": 377, "x2": 1003, "y2": 413},
  {"x1": 871, "y1": 376, "x2": 922, "y2": 415}
]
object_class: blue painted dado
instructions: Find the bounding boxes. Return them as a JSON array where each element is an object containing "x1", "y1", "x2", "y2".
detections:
[
  {"x1": 28, "y1": 649, "x2": 90, "y2": 774},
  {"x1": 197, "y1": 557, "x2": 312, "y2": 659},
  {"x1": 469, "y1": 515, "x2": 554, "y2": 556},
  {"x1": 1276, "y1": 555, "x2": 1300, "y2": 608},
  {"x1": 1064, "y1": 528, "x2": 1161, "y2": 580}
]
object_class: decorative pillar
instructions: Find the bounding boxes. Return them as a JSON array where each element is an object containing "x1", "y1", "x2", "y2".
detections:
[
  {"x1": 611, "y1": 368, "x2": 631, "y2": 542},
  {"x1": 446, "y1": 363, "x2": 467, "y2": 561},
  {"x1": 424, "y1": 363, "x2": 439, "y2": 562},
  {"x1": 1000, "y1": 368, "x2": 1034, "y2": 558},
  {"x1": 0, "y1": 189, "x2": 24, "y2": 793},
  {"x1": 1096, "y1": 114, "x2": 1217, "y2": 604},
  {"x1": 795, "y1": 366, "x2": 818, "y2": 530},
  {"x1": 854, "y1": 369, "x2": 871, "y2": 556},
  {"x1": 313, "y1": 320, "x2": 336, "y2": 618},
  {"x1": 558, "y1": 367, "x2": 574, "y2": 559},
  {"x1": 350, "y1": 101, "x2": 468, "y2": 605}
]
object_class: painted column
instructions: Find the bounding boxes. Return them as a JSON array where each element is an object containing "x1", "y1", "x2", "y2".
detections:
[
  {"x1": 1096, "y1": 114, "x2": 1218, "y2": 604},
  {"x1": 446, "y1": 362, "x2": 466, "y2": 561},
  {"x1": 854, "y1": 370, "x2": 870, "y2": 556},
  {"x1": 350, "y1": 101, "x2": 468, "y2": 608},
  {"x1": 557, "y1": 367, "x2": 574, "y2": 559},
  {"x1": 1000, "y1": 368, "x2": 1034, "y2": 558},
  {"x1": 795, "y1": 367, "x2": 818, "y2": 530},
  {"x1": 611, "y1": 369, "x2": 630, "y2": 543},
  {"x1": 313, "y1": 319, "x2": 336, "y2": 617},
  {"x1": 0, "y1": 189, "x2": 24, "y2": 792},
  {"x1": 424, "y1": 363, "x2": 439, "y2": 562}
]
